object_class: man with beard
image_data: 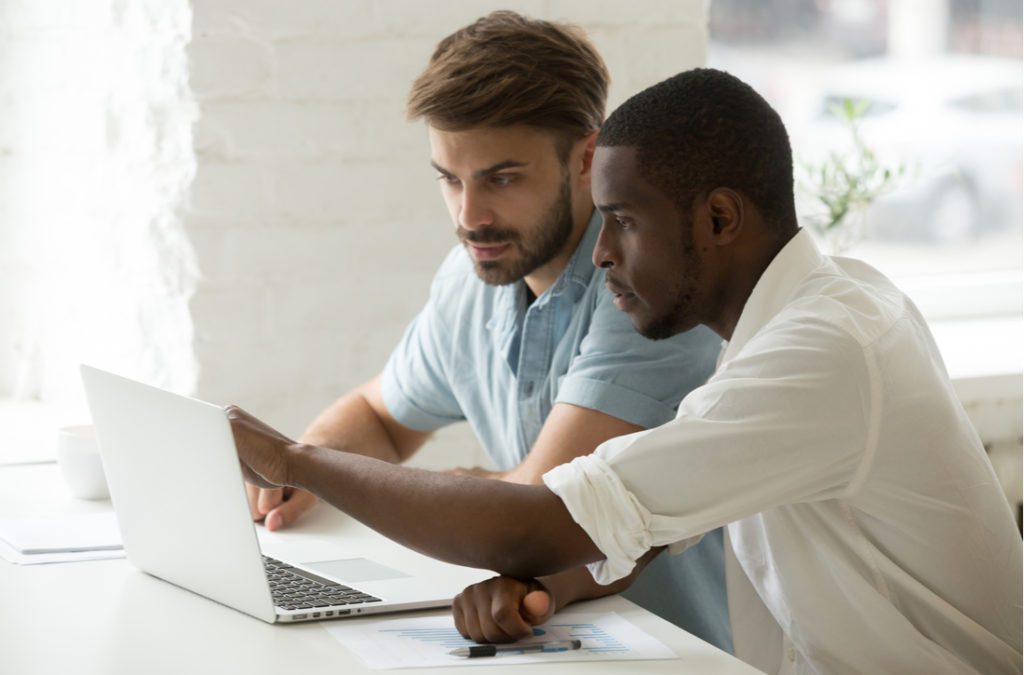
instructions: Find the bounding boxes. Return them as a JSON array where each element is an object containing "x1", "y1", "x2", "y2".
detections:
[
  {"x1": 242, "y1": 11, "x2": 730, "y2": 650},
  {"x1": 230, "y1": 68, "x2": 1022, "y2": 674}
]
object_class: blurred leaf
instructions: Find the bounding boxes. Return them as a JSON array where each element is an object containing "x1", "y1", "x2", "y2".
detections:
[{"x1": 798, "y1": 97, "x2": 905, "y2": 240}]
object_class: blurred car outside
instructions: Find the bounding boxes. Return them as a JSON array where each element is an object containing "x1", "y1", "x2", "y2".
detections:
[{"x1": 793, "y1": 55, "x2": 1023, "y2": 244}]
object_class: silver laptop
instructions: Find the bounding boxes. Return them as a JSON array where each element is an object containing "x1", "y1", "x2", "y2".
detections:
[{"x1": 81, "y1": 365, "x2": 490, "y2": 624}]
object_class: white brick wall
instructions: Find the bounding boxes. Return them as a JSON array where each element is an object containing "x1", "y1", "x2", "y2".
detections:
[{"x1": 184, "y1": 1, "x2": 710, "y2": 469}]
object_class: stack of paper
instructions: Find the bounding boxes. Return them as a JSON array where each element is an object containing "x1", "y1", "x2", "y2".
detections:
[{"x1": 0, "y1": 512, "x2": 125, "y2": 565}]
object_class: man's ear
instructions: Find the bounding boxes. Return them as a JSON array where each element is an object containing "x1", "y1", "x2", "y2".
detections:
[
  {"x1": 575, "y1": 129, "x2": 600, "y2": 185},
  {"x1": 706, "y1": 188, "x2": 744, "y2": 245}
]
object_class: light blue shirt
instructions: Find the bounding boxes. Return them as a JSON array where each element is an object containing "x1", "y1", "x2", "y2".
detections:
[
  {"x1": 381, "y1": 211, "x2": 732, "y2": 651},
  {"x1": 382, "y1": 211, "x2": 721, "y2": 468}
]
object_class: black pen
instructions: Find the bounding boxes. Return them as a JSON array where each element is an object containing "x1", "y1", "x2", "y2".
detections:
[{"x1": 449, "y1": 638, "x2": 582, "y2": 658}]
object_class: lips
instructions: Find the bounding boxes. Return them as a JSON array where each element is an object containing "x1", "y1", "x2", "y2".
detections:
[
  {"x1": 604, "y1": 276, "x2": 633, "y2": 298},
  {"x1": 605, "y1": 277, "x2": 637, "y2": 311},
  {"x1": 468, "y1": 243, "x2": 510, "y2": 261}
]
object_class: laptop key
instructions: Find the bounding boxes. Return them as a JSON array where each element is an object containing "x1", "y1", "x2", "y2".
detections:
[{"x1": 263, "y1": 556, "x2": 379, "y2": 606}]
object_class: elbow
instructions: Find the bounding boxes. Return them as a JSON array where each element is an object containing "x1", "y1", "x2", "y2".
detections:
[
  {"x1": 482, "y1": 532, "x2": 569, "y2": 579},
  {"x1": 478, "y1": 511, "x2": 587, "y2": 578},
  {"x1": 464, "y1": 482, "x2": 596, "y2": 577}
]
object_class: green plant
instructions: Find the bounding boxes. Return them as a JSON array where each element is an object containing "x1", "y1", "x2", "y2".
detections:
[{"x1": 800, "y1": 99, "x2": 904, "y2": 237}]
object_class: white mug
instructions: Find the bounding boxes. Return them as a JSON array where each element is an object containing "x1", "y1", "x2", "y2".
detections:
[{"x1": 56, "y1": 425, "x2": 109, "y2": 500}]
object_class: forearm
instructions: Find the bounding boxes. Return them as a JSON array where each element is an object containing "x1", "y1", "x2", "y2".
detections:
[
  {"x1": 538, "y1": 547, "x2": 663, "y2": 611},
  {"x1": 501, "y1": 404, "x2": 644, "y2": 486},
  {"x1": 287, "y1": 444, "x2": 602, "y2": 577},
  {"x1": 300, "y1": 379, "x2": 428, "y2": 464},
  {"x1": 299, "y1": 392, "x2": 401, "y2": 462}
]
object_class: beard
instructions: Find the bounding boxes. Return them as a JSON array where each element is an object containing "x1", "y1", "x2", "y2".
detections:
[
  {"x1": 457, "y1": 177, "x2": 575, "y2": 286},
  {"x1": 636, "y1": 220, "x2": 701, "y2": 341}
]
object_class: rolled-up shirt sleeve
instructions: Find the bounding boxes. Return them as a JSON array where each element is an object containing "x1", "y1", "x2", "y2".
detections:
[
  {"x1": 544, "y1": 316, "x2": 876, "y2": 584},
  {"x1": 543, "y1": 449, "x2": 653, "y2": 584}
]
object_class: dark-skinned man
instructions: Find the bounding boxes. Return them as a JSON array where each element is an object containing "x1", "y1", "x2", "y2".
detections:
[{"x1": 229, "y1": 69, "x2": 1023, "y2": 675}]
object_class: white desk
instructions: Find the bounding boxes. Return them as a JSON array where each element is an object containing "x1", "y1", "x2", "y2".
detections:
[{"x1": 0, "y1": 464, "x2": 761, "y2": 675}]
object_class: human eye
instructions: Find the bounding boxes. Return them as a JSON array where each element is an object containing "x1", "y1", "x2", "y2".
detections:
[
  {"x1": 436, "y1": 172, "x2": 460, "y2": 186},
  {"x1": 489, "y1": 173, "x2": 517, "y2": 187},
  {"x1": 614, "y1": 215, "x2": 634, "y2": 230}
]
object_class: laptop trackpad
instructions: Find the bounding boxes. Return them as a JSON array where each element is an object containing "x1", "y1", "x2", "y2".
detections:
[{"x1": 305, "y1": 558, "x2": 411, "y2": 582}]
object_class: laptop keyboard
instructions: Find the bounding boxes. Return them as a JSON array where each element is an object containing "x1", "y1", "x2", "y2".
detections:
[{"x1": 263, "y1": 556, "x2": 382, "y2": 611}]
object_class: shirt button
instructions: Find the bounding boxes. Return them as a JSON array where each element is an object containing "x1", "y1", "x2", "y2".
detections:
[
  {"x1": 523, "y1": 381, "x2": 534, "y2": 396},
  {"x1": 786, "y1": 644, "x2": 797, "y2": 662}
]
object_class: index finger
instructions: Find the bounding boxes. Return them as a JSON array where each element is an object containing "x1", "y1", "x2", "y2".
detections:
[
  {"x1": 488, "y1": 587, "x2": 533, "y2": 641},
  {"x1": 228, "y1": 415, "x2": 290, "y2": 488},
  {"x1": 226, "y1": 405, "x2": 294, "y2": 444},
  {"x1": 245, "y1": 484, "x2": 265, "y2": 521},
  {"x1": 454, "y1": 582, "x2": 524, "y2": 643}
]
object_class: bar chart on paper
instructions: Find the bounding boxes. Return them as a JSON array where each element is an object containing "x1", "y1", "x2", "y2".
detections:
[{"x1": 322, "y1": 611, "x2": 678, "y2": 669}]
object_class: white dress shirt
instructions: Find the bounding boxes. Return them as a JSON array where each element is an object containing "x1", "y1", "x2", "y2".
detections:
[{"x1": 544, "y1": 229, "x2": 1023, "y2": 674}]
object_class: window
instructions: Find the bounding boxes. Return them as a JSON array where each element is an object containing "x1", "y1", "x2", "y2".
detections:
[
  {"x1": 0, "y1": 3, "x2": 195, "y2": 465},
  {"x1": 709, "y1": 0, "x2": 1022, "y2": 320}
]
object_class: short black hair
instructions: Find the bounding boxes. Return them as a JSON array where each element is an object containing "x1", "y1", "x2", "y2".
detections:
[{"x1": 597, "y1": 68, "x2": 797, "y2": 233}]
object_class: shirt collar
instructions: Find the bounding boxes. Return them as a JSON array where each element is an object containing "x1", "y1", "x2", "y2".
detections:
[
  {"x1": 719, "y1": 228, "x2": 826, "y2": 365},
  {"x1": 487, "y1": 209, "x2": 603, "y2": 332},
  {"x1": 539, "y1": 208, "x2": 603, "y2": 306}
]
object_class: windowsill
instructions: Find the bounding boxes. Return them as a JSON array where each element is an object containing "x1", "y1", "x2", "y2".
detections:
[{"x1": 928, "y1": 314, "x2": 1023, "y2": 405}]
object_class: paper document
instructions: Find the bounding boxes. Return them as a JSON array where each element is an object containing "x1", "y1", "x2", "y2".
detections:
[
  {"x1": 0, "y1": 512, "x2": 125, "y2": 565},
  {"x1": 0, "y1": 512, "x2": 122, "y2": 553},
  {"x1": 323, "y1": 611, "x2": 678, "y2": 669},
  {"x1": 0, "y1": 537, "x2": 125, "y2": 565}
]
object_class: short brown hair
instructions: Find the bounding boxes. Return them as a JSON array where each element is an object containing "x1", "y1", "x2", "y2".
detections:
[{"x1": 407, "y1": 11, "x2": 609, "y2": 157}]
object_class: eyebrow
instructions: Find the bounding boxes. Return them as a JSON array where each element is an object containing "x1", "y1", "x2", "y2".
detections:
[
  {"x1": 430, "y1": 160, "x2": 530, "y2": 180},
  {"x1": 597, "y1": 203, "x2": 629, "y2": 213}
]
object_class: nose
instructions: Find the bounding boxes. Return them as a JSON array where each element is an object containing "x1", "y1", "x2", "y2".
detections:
[
  {"x1": 458, "y1": 185, "x2": 494, "y2": 231},
  {"x1": 592, "y1": 222, "x2": 618, "y2": 269}
]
